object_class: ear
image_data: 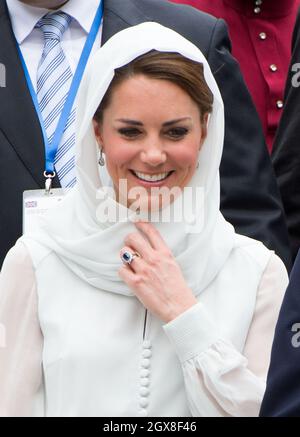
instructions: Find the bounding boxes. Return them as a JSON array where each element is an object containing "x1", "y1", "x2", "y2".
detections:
[
  {"x1": 199, "y1": 113, "x2": 209, "y2": 149},
  {"x1": 93, "y1": 119, "x2": 104, "y2": 147}
]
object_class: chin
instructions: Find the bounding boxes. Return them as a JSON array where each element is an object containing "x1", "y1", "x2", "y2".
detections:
[{"x1": 128, "y1": 193, "x2": 176, "y2": 216}]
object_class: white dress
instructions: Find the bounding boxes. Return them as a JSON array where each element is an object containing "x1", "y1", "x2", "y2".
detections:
[
  {"x1": 0, "y1": 19, "x2": 288, "y2": 418},
  {"x1": 0, "y1": 239, "x2": 288, "y2": 417}
]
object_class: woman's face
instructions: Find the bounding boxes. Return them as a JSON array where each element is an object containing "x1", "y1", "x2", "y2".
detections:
[{"x1": 93, "y1": 74, "x2": 208, "y2": 210}]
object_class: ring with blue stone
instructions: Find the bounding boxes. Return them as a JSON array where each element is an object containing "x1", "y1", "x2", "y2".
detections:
[{"x1": 121, "y1": 250, "x2": 141, "y2": 265}]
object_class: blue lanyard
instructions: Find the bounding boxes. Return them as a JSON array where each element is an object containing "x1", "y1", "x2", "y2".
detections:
[{"x1": 18, "y1": 0, "x2": 103, "y2": 178}]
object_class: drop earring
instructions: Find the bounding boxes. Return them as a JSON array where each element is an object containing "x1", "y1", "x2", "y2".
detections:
[{"x1": 98, "y1": 147, "x2": 105, "y2": 166}]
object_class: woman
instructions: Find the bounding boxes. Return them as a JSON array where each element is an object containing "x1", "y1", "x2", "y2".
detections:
[{"x1": 0, "y1": 22, "x2": 288, "y2": 417}]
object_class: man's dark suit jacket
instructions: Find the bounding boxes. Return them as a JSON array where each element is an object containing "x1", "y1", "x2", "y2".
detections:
[
  {"x1": 260, "y1": 250, "x2": 300, "y2": 416},
  {"x1": 272, "y1": 8, "x2": 300, "y2": 262},
  {"x1": 0, "y1": 0, "x2": 291, "y2": 268}
]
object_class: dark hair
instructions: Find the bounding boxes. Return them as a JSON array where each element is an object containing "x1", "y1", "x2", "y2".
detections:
[{"x1": 93, "y1": 50, "x2": 213, "y2": 124}]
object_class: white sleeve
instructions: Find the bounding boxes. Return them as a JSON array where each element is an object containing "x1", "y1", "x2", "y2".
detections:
[
  {"x1": 163, "y1": 253, "x2": 288, "y2": 417},
  {"x1": 0, "y1": 241, "x2": 43, "y2": 417}
]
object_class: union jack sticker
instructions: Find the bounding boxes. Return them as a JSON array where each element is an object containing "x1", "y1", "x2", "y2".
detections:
[{"x1": 25, "y1": 200, "x2": 38, "y2": 208}]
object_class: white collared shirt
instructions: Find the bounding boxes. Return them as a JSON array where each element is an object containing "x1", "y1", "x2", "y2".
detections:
[{"x1": 6, "y1": 0, "x2": 102, "y2": 91}]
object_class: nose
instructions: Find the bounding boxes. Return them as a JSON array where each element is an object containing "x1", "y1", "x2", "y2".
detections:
[{"x1": 140, "y1": 144, "x2": 167, "y2": 167}]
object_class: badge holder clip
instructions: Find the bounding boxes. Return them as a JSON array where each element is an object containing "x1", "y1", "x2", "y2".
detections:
[{"x1": 44, "y1": 171, "x2": 56, "y2": 195}]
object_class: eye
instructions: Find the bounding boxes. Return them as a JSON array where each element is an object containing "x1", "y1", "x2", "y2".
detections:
[
  {"x1": 118, "y1": 128, "x2": 142, "y2": 138},
  {"x1": 166, "y1": 127, "x2": 189, "y2": 139}
]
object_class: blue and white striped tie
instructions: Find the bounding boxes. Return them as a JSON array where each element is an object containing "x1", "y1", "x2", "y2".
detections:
[{"x1": 36, "y1": 11, "x2": 76, "y2": 188}]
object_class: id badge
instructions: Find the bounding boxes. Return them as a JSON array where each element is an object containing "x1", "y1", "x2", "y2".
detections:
[{"x1": 23, "y1": 188, "x2": 68, "y2": 235}]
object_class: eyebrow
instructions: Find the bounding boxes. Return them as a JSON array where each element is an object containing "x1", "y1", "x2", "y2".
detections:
[
  {"x1": 115, "y1": 117, "x2": 191, "y2": 127},
  {"x1": 163, "y1": 117, "x2": 191, "y2": 127},
  {"x1": 115, "y1": 119, "x2": 143, "y2": 126}
]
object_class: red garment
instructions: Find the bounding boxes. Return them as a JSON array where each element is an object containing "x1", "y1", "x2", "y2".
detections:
[{"x1": 171, "y1": 0, "x2": 300, "y2": 152}]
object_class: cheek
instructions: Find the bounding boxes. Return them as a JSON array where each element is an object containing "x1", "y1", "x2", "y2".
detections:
[
  {"x1": 106, "y1": 148, "x2": 137, "y2": 170},
  {"x1": 171, "y1": 142, "x2": 199, "y2": 169},
  {"x1": 103, "y1": 134, "x2": 137, "y2": 167}
]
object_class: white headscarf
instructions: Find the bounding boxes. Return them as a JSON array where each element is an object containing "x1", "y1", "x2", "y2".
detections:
[{"x1": 24, "y1": 22, "x2": 238, "y2": 297}]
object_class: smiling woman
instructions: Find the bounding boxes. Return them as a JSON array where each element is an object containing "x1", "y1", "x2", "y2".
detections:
[
  {"x1": 0, "y1": 22, "x2": 288, "y2": 417},
  {"x1": 92, "y1": 51, "x2": 213, "y2": 211}
]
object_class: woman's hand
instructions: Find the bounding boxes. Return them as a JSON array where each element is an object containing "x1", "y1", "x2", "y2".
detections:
[{"x1": 118, "y1": 221, "x2": 197, "y2": 323}]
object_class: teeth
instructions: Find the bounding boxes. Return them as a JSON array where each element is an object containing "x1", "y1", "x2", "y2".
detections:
[{"x1": 133, "y1": 171, "x2": 171, "y2": 182}]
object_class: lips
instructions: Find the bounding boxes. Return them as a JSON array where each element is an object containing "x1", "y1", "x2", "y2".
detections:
[{"x1": 130, "y1": 170, "x2": 174, "y2": 182}]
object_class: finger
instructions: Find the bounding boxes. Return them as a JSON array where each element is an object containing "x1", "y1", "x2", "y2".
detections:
[
  {"x1": 118, "y1": 263, "x2": 144, "y2": 296},
  {"x1": 124, "y1": 231, "x2": 153, "y2": 261},
  {"x1": 118, "y1": 264, "x2": 138, "y2": 289},
  {"x1": 134, "y1": 221, "x2": 169, "y2": 252}
]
